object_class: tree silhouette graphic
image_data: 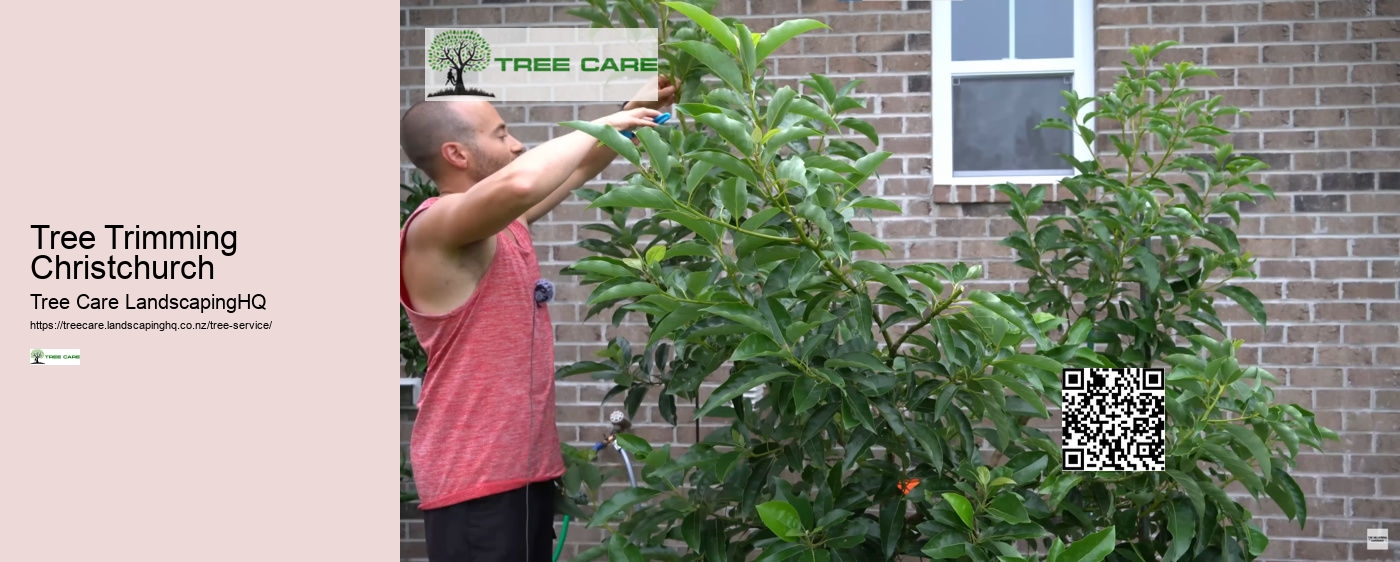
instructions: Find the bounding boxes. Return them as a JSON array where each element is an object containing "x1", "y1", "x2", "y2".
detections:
[
  {"x1": 30, "y1": 349, "x2": 43, "y2": 364},
  {"x1": 428, "y1": 29, "x2": 497, "y2": 97}
]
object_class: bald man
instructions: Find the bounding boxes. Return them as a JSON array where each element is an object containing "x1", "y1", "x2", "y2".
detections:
[{"x1": 399, "y1": 78, "x2": 675, "y2": 562}]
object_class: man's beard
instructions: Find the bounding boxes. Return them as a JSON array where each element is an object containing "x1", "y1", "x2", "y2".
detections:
[{"x1": 474, "y1": 151, "x2": 516, "y2": 181}]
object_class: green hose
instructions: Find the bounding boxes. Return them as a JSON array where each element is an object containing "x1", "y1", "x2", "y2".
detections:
[{"x1": 552, "y1": 515, "x2": 570, "y2": 562}]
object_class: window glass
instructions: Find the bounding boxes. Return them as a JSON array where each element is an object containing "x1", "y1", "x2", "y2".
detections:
[
  {"x1": 1015, "y1": 0, "x2": 1074, "y2": 59},
  {"x1": 952, "y1": 74, "x2": 1074, "y2": 174},
  {"x1": 952, "y1": 0, "x2": 1010, "y2": 61}
]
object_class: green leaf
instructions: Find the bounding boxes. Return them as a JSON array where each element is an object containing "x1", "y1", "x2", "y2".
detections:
[
  {"x1": 591, "y1": 487, "x2": 661, "y2": 526},
  {"x1": 694, "y1": 111, "x2": 757, "y2": 155},
  {"x1": 1221, "y1": 424, "x2": 1272, "y2": 477},
  {"x1": 788, "y1": 98, "x2": 839, "y2": 129},
  {"x1": 704, "y1": 302, "x2": 769, "y2": 334},
  {"x1": 635, "y1": 125, "x2": 670, "y2": 177},
  {"x1": 614, "y1": 433, "x2": 652, "y2": 454},
  {"x1": 657, "y1": 210, "x2": 722, "y2": 246},
  {"x1": 693, "y1": 149, "x2": 759, "y2": 184},
  {"x1": 1166, "y1": 469, "x2": 1207, "y2": 516},
  {"x1": 664, "y1": 1, "x2": 738, "y2": 55},
  {"x1": 1164, "y1": 500, "x2": 1195, "y2": 562},
  {"x1": 1130, "y1": 245, "x2": 1161, "y2": 292},
  {"x1": 591, "y1": 184, "x2": 676, "y2": 211},
  {"x1": 764, "y1": 126, "x2": 820, "y2": 154},
  {"x1": 987, "y1": 494, "x2": 1030, "y2": 524},
  {"x1": 1061, "y1": 526, "x2": 1116, "y2": 562},
  {"x1": 719, "y1": 176, "x2": 749, "y2": 220},
  {"x1": 757, "y1": 500, "x2": 805, "y2": 541},
  {"x1": 1218, "y1": 285, "x2": 1268, "y2": 326},
  {"x1": 562, "y1": 119, "x2": 641, "y2": 166},
  {"x1": 941, "y1": 492, "x2": 975, "y2": 530},
  {"x1": 587, "y1": 282, "x2": 661, "y2": 305},
  {"x1": 766, "y1": 86, "x2": 797, "y2": 130},
  {"x1": 848, "y1": 196, "x2": 901, "y2": 213},
  {"x1": 840, "y1": 117, "x2": 879, "y2": 145},
  {"x1": 698, "y1": 368, "x2": 787, "y2": 417},
  {"x1": 968, "y1": 290, "x2": 1049, "y2": 349},
  {"x1": 756, "y1": 19, "x2": 828, "y2": 62},
  {"x1": 670, "y1": 40, "x2": 746, "y2": 93},
  {"x1": 1264, "y1": 466, "x2": 1307, "y2": 528},
  {"x1": 645, "y1": 244, "x2": 667, "y2": 267}
]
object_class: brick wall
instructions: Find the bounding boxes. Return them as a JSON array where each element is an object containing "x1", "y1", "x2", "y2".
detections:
[{"x1": 401, "y1": 1, "x2": 1399, "y2": 560}]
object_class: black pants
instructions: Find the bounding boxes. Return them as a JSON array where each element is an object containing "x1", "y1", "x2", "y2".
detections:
[{"x1": 423, "y1": 481, "x2": 557, "y2": 562}]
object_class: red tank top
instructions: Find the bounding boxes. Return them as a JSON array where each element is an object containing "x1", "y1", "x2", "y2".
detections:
[{"x1": 400, "y1": 197, "x2": 565, "y2": 510}]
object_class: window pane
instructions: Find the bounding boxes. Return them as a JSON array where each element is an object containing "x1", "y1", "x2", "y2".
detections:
[
  {"x1": 952, "y1": 0, "x2": 1009, "y2": 61},
  {"x1": 1015, "y1": 0, "x2": 1074, "y2": 59},
  {"x1": 952, "y1": 74, "x2": 1074, "y2": 174}
]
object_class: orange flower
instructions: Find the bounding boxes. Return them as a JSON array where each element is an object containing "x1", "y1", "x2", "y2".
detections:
[{"x1": 899, "y1": 478, "x2": 919, "y2": 495}]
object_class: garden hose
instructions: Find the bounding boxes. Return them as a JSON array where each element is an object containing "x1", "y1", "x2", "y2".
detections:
[{"x1": 553, "y1": 515, "x2": 569, "y2": 562}]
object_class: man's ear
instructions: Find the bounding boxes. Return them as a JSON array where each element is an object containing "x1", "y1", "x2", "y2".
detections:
[{"x1": 440, "y1": 142, "x2": 474, "y2": 172}]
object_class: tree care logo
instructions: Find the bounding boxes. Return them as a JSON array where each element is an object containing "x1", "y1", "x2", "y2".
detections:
[
  {"x1": 424, "y1": 27, "x2": 659, "y2": 103},
  {"x1": 428, "y1": 29, "x2": 496, "y2": 99},
  {"x1": 29, "y1": 348, "x2": 80, "y2": 365}
]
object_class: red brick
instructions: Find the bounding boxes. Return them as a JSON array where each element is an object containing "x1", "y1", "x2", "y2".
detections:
[
  {"x1": 1288, "y1": 324, "x2": 1341, "y2": 343},
  {"x1": 1344, "y1": 281, "x2": 1398, "y2": 299},
  {"x1": 1349, "y1": 190, "x2": 1400, "y2": 213},
  {"x1": 406, "y1": 8, "x2": 456, "y2": 26},
  {"x1": 1263, "y1": 1, "x2": 1317, "y2": 20},
  {"x1": 1128, "y1": 27, "x2": 1180, "y2": 46},
  {"x1": 1099, "y1": 6, "x2": 1149, "y2": 26},
  {"x1": 1206, "y1": 3, "x2": 1259, "y2": 21},
  {"x1": 1294, "y1": 151, "x2": 1350, "y2": 171},
  {"x1": 1286, "y1": 281, "x2": 1342, "y2": 300},
  {"x1": 1347, "y1": 107, "x2": 1383, "y2": 126},
  {"x1": 1320, "y1": 477, "x2": 1375, "y2": 499},
  {"x1": 1264, "y1": 87, "x2": 1318, "y2": 107},
  {"x1": 882, "y1": 54, "x2": 929, "y2": 73},
  {"x1": 1379, "y1": 85, "x2": 1400, "y2": 104},
  {"x1": 1314, "y1": 260, "x2": 1369, "y2": 278},
  {"x1": 1383, "y1": 0, "x2": 1400, "y2": 15},
  {"x1": 1319, "y1": 129, "x2": 1374, "y2": 149},
  {"x1": 828, "y1": 55, "x2": 878, "y2": 73},
  {"x1": 1263, "y1": 130, "x2": 1316, "y2": 149},
  {"x1": 1318, "y1": 216, "x2": 1375, "y2": 234},
  {"x1": 1353, "y1": 63, "x2": 1400, "y2": 84},
  {"x1": 1376, "y1": 259, "x2": 1400, "y2": 278},
  {"x1": 1238, "y1": 24, "x2": 1291, "y2": 43},
  {"x1": 1184, "y1": 26, "x2": 1236, "y2": 45},
  {"x1": 1294, "y1": 108, "x2": 1347, "y2": 127},
  {"x1": 1320, "y1": 86, "x2": 1374, "y2": 106},
  {"x1": 802, "y1": 35, "x2": 854, "y2": 55},
  {"x1": 1292, "y1": 65, "x2": 1349, "y2": 85},
  {"x1": 1263, "y1": 44, "x2": 1317, "y2": 64},
  {"x1": 1320, "y1": 43, "x2": 1373, "y2": 63},
  {"x1": 1346, "y1": 324, "x2": 1400, "y2": 345},
  {"x1": 1151, "y1": 5, "x2": 1202, "y2": 24},
  {"x1": 1315, "y1": 388, "x2": 1368, "y2": 409},
  {"x1": 1290, "y1": 367, "x2": 1344, "y2": 387},
  {"x1": 1292, "y1": 21, "x2": 1350, "y2": 41},
  {"x1": 1207, "y1": 45, "x2": 1260, "y2": 66},
  {"x1": 1316, "y1": 343, "x2": 1372, "y2": 364},
  {"x1": 1353, "y1": 19, "x2": 1400, "y2": 40},
  {"x1": 1353, "y1": 151, "x2": 1400, "y2": 171},
  {"x1": 1261, "y1": 259, "x2": 1312, "y2": 278},
  {"x1": 1298, "y1": 238, "x2": 1352, "y2": 258},
  {"x1": 1315, "y1": 302, "x2": 1367, "y2": 321},
  {"x1": 1356, "y1": 455, "x2": 1400, "y2": 475}
]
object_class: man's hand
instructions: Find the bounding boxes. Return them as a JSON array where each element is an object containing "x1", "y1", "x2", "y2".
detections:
[
  {"x1": 596, "y1": 107, "x2": 664, "y2": 136},
  {"x1": 622, "y1": 76, "x2": 678, "y2": 112}
]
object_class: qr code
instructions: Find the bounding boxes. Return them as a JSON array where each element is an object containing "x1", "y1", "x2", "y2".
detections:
[{"x1": 1061, "y1": 368, "x2": 1166, "y2": 472}]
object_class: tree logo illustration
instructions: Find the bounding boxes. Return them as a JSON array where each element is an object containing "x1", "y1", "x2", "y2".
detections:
[
  {"x1": 427, "y1": 29, "x2": 498, "y2": 98},
  {"x1": 30, "y1": 349, "x2": 44, "y2": 364}
]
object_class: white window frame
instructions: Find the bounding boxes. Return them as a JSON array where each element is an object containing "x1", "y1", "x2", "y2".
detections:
[{"x1": 931, "y1": 0, "x2": 1096, "y2": 186}]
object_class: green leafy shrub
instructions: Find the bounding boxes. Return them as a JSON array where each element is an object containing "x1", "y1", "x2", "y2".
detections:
[{"x1": 556, "y1": 3, "x2": 1336, "y2": 561}]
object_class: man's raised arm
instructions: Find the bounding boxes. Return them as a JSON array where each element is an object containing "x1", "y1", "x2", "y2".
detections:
[{"x1": 408, "y1": 107, "x2": 661, "y2": 250}]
